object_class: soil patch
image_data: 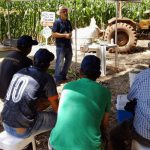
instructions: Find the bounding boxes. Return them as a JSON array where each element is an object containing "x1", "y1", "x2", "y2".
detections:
[{"x1": 0, "y1": 40, "x2": 150, "y2": 150}]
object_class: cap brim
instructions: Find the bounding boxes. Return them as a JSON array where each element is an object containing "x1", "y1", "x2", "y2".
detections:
[{"x1": 32, "y1": 40, "x2": 38, "y2": 45}]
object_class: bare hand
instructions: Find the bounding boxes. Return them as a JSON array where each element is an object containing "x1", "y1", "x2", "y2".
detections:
[{"x1": 65, "y1": 33, "x2": 72, "y2": 39}]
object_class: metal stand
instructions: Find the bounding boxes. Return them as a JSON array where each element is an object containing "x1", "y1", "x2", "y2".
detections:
[
  {"x1": 74, "y1": 0, "x2": 77, "y2": 73},
  {"x1": 7, "y1": 2, "x2": 10, "y2": 39}
]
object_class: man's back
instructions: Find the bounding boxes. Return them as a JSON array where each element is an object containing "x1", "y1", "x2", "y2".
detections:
[
  {"x1": 50, "y1": 78, "x2": 111, "y2": 150},
  {"x1": 2, "y1": 66, "x2": 57, "y2": 128},
  {"x1": 128, "y1": 68, "x2": 150, "y2": 140},
  {"x1": 0, "y1": 51, "x2": 32, "y2": 99}
]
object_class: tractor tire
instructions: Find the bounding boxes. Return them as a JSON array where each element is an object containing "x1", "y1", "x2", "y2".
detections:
[
  {"x1": 104, "y1": 25, "x2": 111, "y2": 41},
  {"x1": 105, "y1": 23, "x2": 137, "y2": 53}
]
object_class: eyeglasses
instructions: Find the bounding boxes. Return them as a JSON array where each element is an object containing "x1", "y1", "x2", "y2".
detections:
[{"x1": 61, "y1": 10, "x2": 68, "y2": 13}]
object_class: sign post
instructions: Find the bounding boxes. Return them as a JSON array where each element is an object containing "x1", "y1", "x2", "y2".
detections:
[{"x1": 41, "y1": 26, "x2": 52, "y2": 46}]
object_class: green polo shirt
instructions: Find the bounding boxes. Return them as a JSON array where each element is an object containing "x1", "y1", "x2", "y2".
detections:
[{"x1": 50, "y1": 78, "x2": 111, "y2": 150}]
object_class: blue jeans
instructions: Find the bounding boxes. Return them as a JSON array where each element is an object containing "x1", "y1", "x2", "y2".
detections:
[
  {"x1": 3, "y1": 110, "x2": 57, "y2": 138},
  {"x1": 55, "y1": 47, "x2": 72, "y2": 83}
]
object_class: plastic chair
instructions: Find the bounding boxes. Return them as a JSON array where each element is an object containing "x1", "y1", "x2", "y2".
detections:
[
  {"x1": 0, "y1": 131, "x2": 36, "y2": 150},
  {"x1": 131, "y1": 140, "x2": 150, "y2": 150}
]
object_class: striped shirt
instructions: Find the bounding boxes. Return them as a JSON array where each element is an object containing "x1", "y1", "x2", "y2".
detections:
[{"x1": 127, "y1": 68, "x2": 150, "y2": 140}]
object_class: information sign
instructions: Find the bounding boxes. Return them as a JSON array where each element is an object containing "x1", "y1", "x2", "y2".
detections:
[
  {"x1": 41, "y1": 12, "x2": 55, "y2": 26},
  {"x1": 41, "y1": 26, "x2": 52, "y2": 45}
]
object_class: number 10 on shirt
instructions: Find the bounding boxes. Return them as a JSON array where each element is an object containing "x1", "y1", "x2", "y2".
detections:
[{"x1": 6, "y1": 75, "x2": 29, "y2": 103}]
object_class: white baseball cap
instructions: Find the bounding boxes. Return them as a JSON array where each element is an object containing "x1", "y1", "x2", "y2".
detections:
[{"x1": 56, "y1": 6, "x2": 71, "y2": 15}]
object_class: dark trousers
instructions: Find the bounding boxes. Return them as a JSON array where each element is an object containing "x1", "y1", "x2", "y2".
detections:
[{"x1": 110, "y1": 118, "x2": 150, "y2": 150}]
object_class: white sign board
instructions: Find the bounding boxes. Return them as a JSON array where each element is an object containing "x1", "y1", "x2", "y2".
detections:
[
  {"x1": 41, "y1": 26, "x2": 52, "y2": 45},
  {"x1": 41, "y1": 26, "x2": 52, "y2": 38},
  {"x1": 41, "y1": 12, "x2": 55, "y2": 26}
]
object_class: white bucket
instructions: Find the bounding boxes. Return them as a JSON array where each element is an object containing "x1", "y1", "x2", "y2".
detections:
[
  {"x1": 116, "y1": 95, "x2": 129, "y2": 110},
  {"x1": 129, "y1": 73, "x2": 137, "y2": 87}
]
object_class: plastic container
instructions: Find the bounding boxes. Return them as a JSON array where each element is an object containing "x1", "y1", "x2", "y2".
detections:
[
  {"x1": 129, "y1": 73, "x2": 137, "y2": 88},
  {"x1": 116, "y1": 95, "x2": 133, "y2": 123}
]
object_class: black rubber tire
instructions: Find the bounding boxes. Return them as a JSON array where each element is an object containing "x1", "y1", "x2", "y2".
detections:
[{"x1": 105, "y1": 23, "x2": 137, "y2": 53}]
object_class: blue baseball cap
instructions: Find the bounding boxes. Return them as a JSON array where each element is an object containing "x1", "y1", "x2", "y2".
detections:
[
  {"x1": 81, "y1": 55, "x2": 100, "y2": 72},
  {"x1": 17, "y1": 35, "x2": 38, "y2": 49},
  {"x1": 34, "y1": 48, "x2": 55, "y2": 67}
]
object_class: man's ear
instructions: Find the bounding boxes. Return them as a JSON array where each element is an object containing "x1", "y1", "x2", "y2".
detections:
[{"x1": 79, "y1": 69, "x2": 82, "y2": 78}]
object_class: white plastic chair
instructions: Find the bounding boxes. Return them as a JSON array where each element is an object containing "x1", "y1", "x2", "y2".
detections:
[
  {"x1": 0, "y1": 131, "x2": 36, "y2": 150},
  {"x1": 131, "y1": 140, "x2": 150, "y2": 150}
]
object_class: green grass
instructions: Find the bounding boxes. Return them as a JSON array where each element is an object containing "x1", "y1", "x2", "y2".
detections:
[{"x1": 46, "y1": 69, "x2": 55, "y2": 74}]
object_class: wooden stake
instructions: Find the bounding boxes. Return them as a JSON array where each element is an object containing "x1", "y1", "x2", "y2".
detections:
[{"x1": 118, "y1": 2, "x2": 122, "y2": 19}]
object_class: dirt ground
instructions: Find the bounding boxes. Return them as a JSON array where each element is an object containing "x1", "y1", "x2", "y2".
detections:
[{"x1": 0, "y1": 40, "x2": 150, "y2": 150}]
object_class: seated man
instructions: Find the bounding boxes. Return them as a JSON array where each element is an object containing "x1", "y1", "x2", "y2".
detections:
[
  {"x1": 1, "y1": 49, "x2": 59, "y2": 139},
  {"x1": 110, "y1": 68, "x2": 150, "y2": 150},
  {"x1": 0, "y1": 35, "x2": 38, "y2": 100},
  {"x1": 49, "y1": 55, "x2": 111, "y2": 150}
]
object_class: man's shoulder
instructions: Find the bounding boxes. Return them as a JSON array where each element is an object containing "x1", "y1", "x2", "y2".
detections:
[
  {"x1": 44, "y1": 72, "x2": 54, "y2": 80},
  {"x1": 55, "y1": 18, "x2": 61, "y2": 23},
  {"x1": 139, "y1": 68, "x2": 150, "y2": 74},
  {"x1": 17, "y1": 67, "x2": 55, "y2": 85},
  {"x1": 94, "y1": 82, "x2": 110, "y2": 93},
  {"x1": 66, "y1": 19, "x2": 71, "y2": 23},
  {"x1": 5, "y1": 51, "x2": 31, "y2": 61},
  {"x1": 42, "y1": 72, "x2": 55, "y2": 84},
  {"x1": 136, "y1": 68, "x2": 150, "y2": 78},
  {"x1": 1, "y1": 51, "x2": 21, "y2": 66},
  {"x1": 63, "y1": 80, "x2": 77, "y2": 88},
  {"x1": 63, "y1": 79, "x2": 110, "y2": 91}
]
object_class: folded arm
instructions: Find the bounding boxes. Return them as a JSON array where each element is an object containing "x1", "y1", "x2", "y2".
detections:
[
  {"x1": 37, "y1": 99, "x2": 51, "y2": 111},
  {"x1": 37, "y1": 95, "x2": 59, "y2": 113},
  {"x1": 50, "y1": 98, "x2": 59, "y2": 113},
  {"x1": 52, "y1": 31, "x2": 72, "y2": 39}
]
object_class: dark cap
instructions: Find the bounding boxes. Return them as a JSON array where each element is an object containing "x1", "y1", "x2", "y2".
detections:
[
  {"x1": 17, "y1": 35, "x2": 38, "y2": 49},
  {"x1": 81, "y1": 55, "x2": 100, "y2": 72},
  {"x1": 34, "y1": 48, "x2": 55, "y2": 67}
]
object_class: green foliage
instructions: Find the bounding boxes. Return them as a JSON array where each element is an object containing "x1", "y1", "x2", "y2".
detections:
[
  {"x1": 68, "y1": 69, "x2": 80, "y2": 79},
  {"x1": 0, "y1": 0, "x2": 149, "y2": 43},
  {"x1": 46, "y1": 69, "x2": 55, "y2": 74}
]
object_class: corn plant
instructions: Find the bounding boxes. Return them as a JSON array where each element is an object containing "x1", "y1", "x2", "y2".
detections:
[{"x1": 0, "y1": 0, "x2": 149, "y2": 43}]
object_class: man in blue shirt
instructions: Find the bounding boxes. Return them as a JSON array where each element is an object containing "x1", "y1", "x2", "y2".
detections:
[
  {"x1": 52, "y1": 6, "x2": 72, "y2": 85},
  {"x1": 0, "y1": 35, "x2": 38, "y2": 100},
  {"x1": 2, "y1": 49, "x2": 59, "y2": 150},
  {"x1": 110, "y1": 69, "x2": 150, "y2": 150}
]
